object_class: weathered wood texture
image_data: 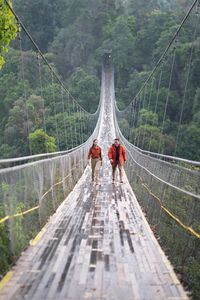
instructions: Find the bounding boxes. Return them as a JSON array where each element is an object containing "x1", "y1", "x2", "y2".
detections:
[{"x1": 0, "y1": 67, "x2": 188, "y2": 300}]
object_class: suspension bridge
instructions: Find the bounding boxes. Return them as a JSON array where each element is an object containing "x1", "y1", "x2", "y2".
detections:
[
  {"x1": 0, "y1": 0, "x2": 200, "y2": 299},
  {"x1": 0, "y1": 63, "x2": 189, "y2": 300}
]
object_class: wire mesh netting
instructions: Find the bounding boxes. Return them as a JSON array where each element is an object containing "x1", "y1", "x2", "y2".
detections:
[
  {"x1": 121, "y1": 144, "x2": 200, "y2": 297},
  {"x1": 0, "y1": 142, "x2": 86, "y2": 272}
]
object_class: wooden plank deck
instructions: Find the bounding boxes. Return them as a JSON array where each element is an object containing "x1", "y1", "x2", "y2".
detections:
[{"x1": 0, "y1": 68, "x2": 188, "y2": 300}]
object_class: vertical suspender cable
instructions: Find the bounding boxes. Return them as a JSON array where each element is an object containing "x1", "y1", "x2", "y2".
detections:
[
  {"x1": 19, "y1": 31, "x2": 32, "y2": 155},
  {"x1": 61, "y1": 86, "x2": 68, "y2": 149},
  {"x1": 158, "y1": 43, "x2": 177, "y2": 154},
  {"x1": 51, "y1": 74, "x2": 60, "y2": 151}
]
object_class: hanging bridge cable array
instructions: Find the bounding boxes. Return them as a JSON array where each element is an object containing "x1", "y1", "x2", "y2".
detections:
[
  {"x1": 116, "y1": 1, "x2": 197, "y2": 111},
  {"x1": 148, "y1": 67, "x2": 163, "y2": 152},
  {"x1": 60, "y1": 86, "x2": 68, "y2": 149},
  {"x1": 0, "y1": 0, "x2": 101, "y2": 272},
  {"x1": 115, "y1": 0, "x2": 199, "y2": 163},
  {"x1": 158, "y1": 38, "x2": 177, "y2": 154},
  {"x1": 3, "y1": 0, "x2": 84, "y2": 110},
  {"x1": 80, "y1": 106, "x2": 84, "y2": 145},
  {"x1": 72, "y1": 101, "x2": 78, "y2": 147},
  {"x1": 116, "y1": 0, "x2": 199, "y2": 115},
  {"x1": 37, "y1": 53, "x2": 47, "y2": 138},
  {"x1": 78, "y1": 105, "x2": 83, "y2": 145},
  {"x1": 18, "y1": 31, "x2": 32, "y2": 155},
  {"x1": 0, "y1": 0, "x2": 100, "y2": 167},
  {"x1": 141, "y1": 76, "x2": 155, "y2": 150},
  {"x1": 127, "y1": 100, "x2": 134, "y2": 141},
  {"x1": 67, "y1": 91, "x2": 74, "y2": 149},
  {"x1": 133, "y1": 97, "x2": 140, "y2": 144},
  {"x1": 138, "y1": 86, "x2": 147, "y2": 148},
  {"x1": 174, "y1": 1, "x2": 200, "y2": 156},
  {"x1": 51, "y1": 73, "x2": 60, "y2": 151}
]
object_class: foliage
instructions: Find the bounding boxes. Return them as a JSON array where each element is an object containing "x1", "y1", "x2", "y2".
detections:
[
  {"x1": 28, "y1": 129, "x2": 56, "y2": 154},
  {"x1": 131, "y1": 124, "x2": 165, "y2": 153},
  {"x1": 0, "y1": 0, "x2": 18, "y2": 69},
  {"x1": 176, "y1": 124, "x2": 200, "y2": 160},
  {"x1": 137, "y1": 109, "x2": 159, "y2": 126},
  {"x1": 184, "y1": 257, "x2": 200, "y2": 299},
  {"x1": 0, "y1": 207, "x2": 10, "y2": 275},
  {"x1": 13, "y1": 0, "x2": 67, "y2": 51},
  {"x1": 68, "y1": 68, "x2": 100, "y2": 113}
]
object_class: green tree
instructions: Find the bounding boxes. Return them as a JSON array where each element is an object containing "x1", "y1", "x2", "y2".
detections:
[
  {"x1": 0, "y1": 144, "x2": 17, "y2": 158},
  {"x1": 28, "y1": 129, "x2": 56, "y2": 154},
  {"x1": 131, "y1": 124, "x2": 164, "y2": 152},
  {"x1": 192, "y1": 88, "x2": 200, "y2": 115},
  {"x1": 176, "y1": 124, "x2": 200, "y2": 160},
  {"x1": 133, "y1": 10, "x2": 175, "y2": 68},
  {"x1": 138, "y1": 109, "x2": 159, "y2": 126},
  {"x1": 126, "y1": 0, "x2": 159, "y2": 22},
  {"x1": 3, "y1": 95, "x2": 45, "y2": 156},
  {"x1": 13, "y1": 0, "x2": 67, "y2": 51},
  {"x1": 68, "y1": 68, "x2": 100, "y2": 112},
  {"x1": 0, "y1": 0, "x2": 18, "y2": 69}
]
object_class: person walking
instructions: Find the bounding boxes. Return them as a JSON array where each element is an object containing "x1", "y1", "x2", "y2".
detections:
[
  {"x1": 88, "y1": 139, "x2": 102, "y2": 184},
  {"x1": 108, "y1": 138, "x2": 126, "y2": 184}
]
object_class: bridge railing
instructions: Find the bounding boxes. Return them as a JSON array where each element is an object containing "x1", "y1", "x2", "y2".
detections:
[
  {"x1": 113, "y1": 1, "x2": 200, "y2": 297},
  {"x1": 0, "y1": 73, "x2": 104, "y2": 276},
  {"x1": 0, "y1": 134, "x2": 96, "y2": 275},
  {"x1": 114, "y1": 89, "x2": 200, "y2": 299}
]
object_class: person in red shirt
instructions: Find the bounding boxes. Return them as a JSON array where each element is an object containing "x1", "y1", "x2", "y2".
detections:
[
  {"x1": 88, "y1": 139, "x2": 102, "y2": 184},
  {"x1": 108, "y1": 138, "x2": 126, "y2": 183}
]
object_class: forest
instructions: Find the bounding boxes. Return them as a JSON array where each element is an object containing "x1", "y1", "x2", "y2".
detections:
[
  {"x1": 0, "y1": 0, "x2": 199, "y2": 160},
  {"x1": 0, "y1": 1, "x2": 200, "y2": 298}
]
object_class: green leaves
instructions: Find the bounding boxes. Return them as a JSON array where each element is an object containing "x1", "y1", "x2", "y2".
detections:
[
  {"x1": 68, "y1": 68, "x2": 100, "y2": 113},
  {"x1": 0, "y1": 0, "x2": 18, "y2": 69},
  {"x1": 28, "y1": 129, "x2": 56, "y2": 154}
]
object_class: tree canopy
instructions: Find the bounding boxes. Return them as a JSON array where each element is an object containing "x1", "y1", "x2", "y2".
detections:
[{"x1": 0, "y1": 0, "x2": 18, "y2": 69}]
